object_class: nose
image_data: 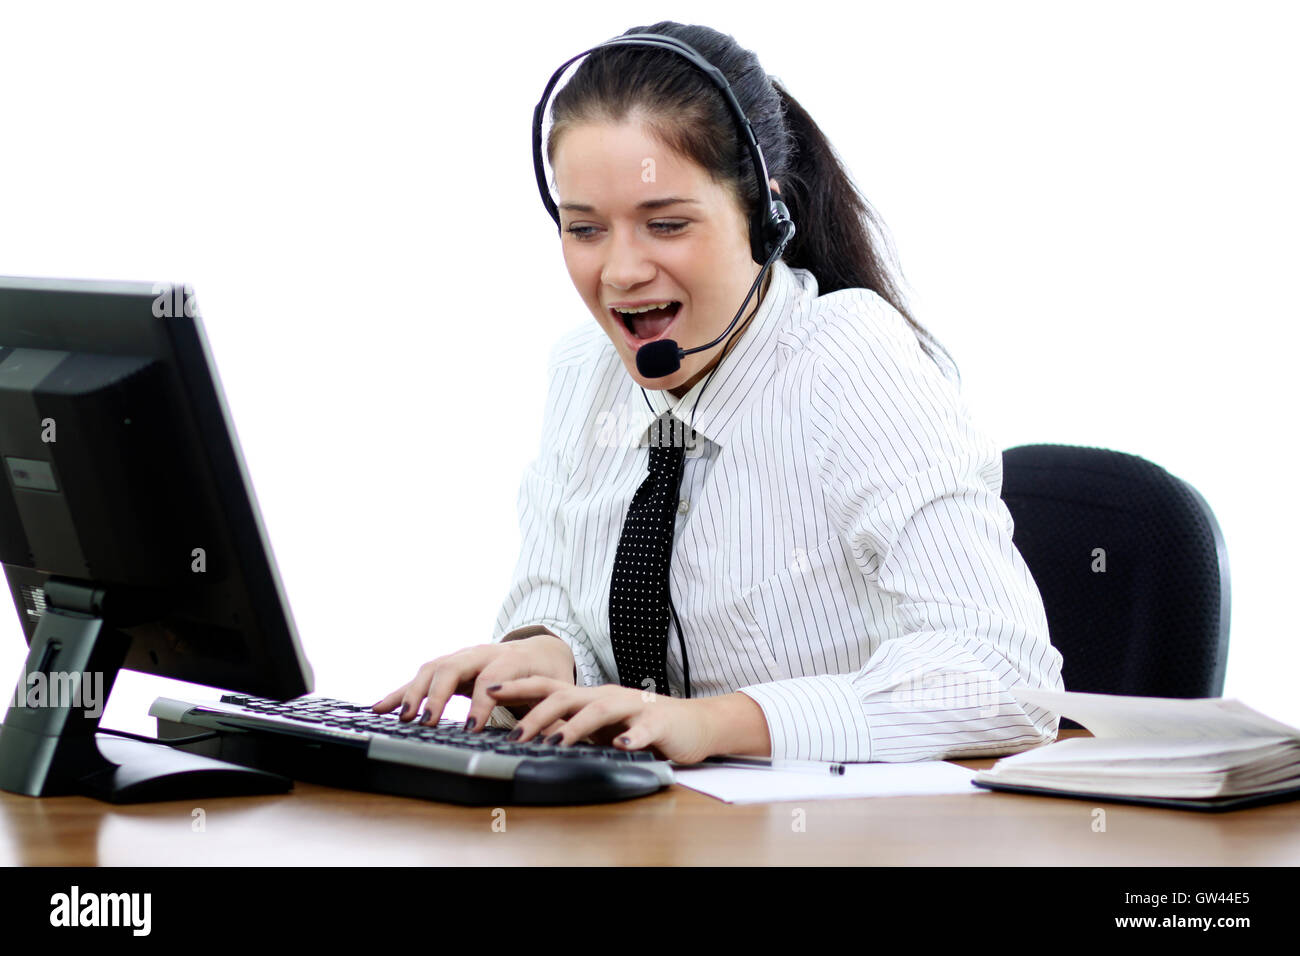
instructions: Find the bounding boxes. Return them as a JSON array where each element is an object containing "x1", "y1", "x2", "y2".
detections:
[{"x1": 600, "y1": 223, "x2": 656, "y2": 291}]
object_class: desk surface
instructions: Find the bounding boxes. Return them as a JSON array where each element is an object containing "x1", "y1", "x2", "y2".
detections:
[{"x1": 3, "y1": 730, "x2": 1298, "y2": 866}]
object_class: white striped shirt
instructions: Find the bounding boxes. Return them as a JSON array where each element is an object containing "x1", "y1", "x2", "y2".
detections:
[{"x1": 489, "y1": 256, "x2": 1064, "y2": 762}]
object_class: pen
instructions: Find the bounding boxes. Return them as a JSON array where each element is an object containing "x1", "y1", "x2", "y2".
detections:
[{"x1": 702, "y1": 755, "x2": 847, "y2": 776}]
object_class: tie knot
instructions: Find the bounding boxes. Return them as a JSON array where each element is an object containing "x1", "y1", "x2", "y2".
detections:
[
  {"x1": 647, "y1": 415, "x2": 693, "y2": 450},
  {"x1": 647, "y1": 415, "x2": 688, "y2": 476}
]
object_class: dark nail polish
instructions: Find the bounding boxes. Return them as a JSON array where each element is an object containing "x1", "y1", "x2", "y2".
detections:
[
  {"x1": 487, "y1": 683, "x2": 502, "y2": 692},
  {"x1": 507, "y1": 728, "x2": 522, "y2": 741},
  {"x1": 400, "y1": 705, "x2": 408, "y2": 719},
  {"x1": 420, "y1": 710, "x2": 429, "y2": 724},
  {"x1": 464, "y1": 716, "x2": 476, "y2": 732},
  {"x1": 546, "y1": 733, "x2": 563, "y2": 745}
]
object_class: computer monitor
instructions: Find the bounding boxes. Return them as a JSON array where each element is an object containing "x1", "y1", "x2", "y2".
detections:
[{"x1": 0, "y1": 275, "x2": 314, "y2": 802}]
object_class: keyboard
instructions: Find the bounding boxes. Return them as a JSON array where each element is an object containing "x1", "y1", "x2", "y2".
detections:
[{"x1": 148, "y1": 694, "x2": 675, "y2": 806}]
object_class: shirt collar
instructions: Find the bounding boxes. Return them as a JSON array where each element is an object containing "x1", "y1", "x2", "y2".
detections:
[{"x1": 622, "y1": 256, "x2": 802, "y2": 450}]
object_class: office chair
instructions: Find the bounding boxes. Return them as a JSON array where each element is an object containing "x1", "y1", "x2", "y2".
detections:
[{"x1": 1000, "y1": 444, "x2": 1230, "y2": 730}]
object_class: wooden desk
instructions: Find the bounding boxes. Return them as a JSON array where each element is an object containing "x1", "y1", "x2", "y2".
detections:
[{"x1": 3, "y1": 730, "x2": 1298, "y2": 865}]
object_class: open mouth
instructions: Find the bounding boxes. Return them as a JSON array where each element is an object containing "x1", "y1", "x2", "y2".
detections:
[{"x1": 611, "y1": 302, "x2": 682, "y2": 341}]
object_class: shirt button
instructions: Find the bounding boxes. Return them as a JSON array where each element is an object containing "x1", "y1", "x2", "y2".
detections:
[{"x1": 677, "y1": 497, "x2": 690, "y2": 515}]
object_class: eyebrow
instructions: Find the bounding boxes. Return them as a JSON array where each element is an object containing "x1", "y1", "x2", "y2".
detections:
[{"x1": 559, "y1": 197, "x2": 701, "y2": 213}]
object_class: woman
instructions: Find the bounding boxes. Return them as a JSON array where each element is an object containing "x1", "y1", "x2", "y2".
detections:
[{"x1": 373, "y1": 21, "x2": 1064, "y2": 764}]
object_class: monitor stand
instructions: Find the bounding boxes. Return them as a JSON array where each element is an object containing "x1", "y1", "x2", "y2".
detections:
[{"x1": 0, "y1": 581, "x2": 290, "y2": 803}]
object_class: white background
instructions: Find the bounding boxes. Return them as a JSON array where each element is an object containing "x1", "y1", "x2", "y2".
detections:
[{"x1": 0, "y1": 0, "x2": 1295, "y2": 734}]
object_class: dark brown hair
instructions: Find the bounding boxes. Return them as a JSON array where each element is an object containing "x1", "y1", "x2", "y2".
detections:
[{"x1": 545, "y1": 20, "x2": 959, "y2": 383}]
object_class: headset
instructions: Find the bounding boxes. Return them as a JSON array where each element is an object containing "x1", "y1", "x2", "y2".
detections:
[{"x1": 532, "y1": 33, "x2": 797, "y2": 699}]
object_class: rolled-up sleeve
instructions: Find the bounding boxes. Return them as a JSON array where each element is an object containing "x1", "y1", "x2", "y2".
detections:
[
  {"x1": 489, "y1": 346, "x2": 609, "y2": 724},
  {"x1": 737, "y1": 306, "x2": 1064, "y2": 762}
]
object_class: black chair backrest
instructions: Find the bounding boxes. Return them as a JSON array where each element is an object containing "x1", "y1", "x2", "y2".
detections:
[{"x1": 1001, "y1": 444, "x2": 1230, "y2": 728}]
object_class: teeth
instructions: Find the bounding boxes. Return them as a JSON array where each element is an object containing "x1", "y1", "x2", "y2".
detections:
[{"x1": 612, "y1": 301, "x2": 676, "y2": 314}]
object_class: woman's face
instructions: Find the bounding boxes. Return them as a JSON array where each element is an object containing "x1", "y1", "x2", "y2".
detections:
[{"x1": 553, "y1": 118, "x2": 775, "y2": 398}]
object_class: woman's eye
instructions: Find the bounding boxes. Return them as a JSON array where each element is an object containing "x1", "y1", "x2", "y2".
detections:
[{"x1": 564, "y1": 222, "x2": 687, "y2": 240}]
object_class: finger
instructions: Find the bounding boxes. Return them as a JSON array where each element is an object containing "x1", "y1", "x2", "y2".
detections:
[
  {"x1": 414, "y1": 661, "x2": 477, "y2": 725},
  {"x1": 550, "y1": 695, "x2": 641, "y2": 747},
  {"x1": 485, "y1": 676, "x2": 569, "y2": 708},
  {"x1": 403, "y1": 653, "x2": 481, "y2": 724},
  {"x1": 505, "y1": 691, "x2": 582, "y2": 742},
  {"x1": 489, "y1": 679, "x2": 582, "y2": 741},
  {"x1": 535, "y1": 717, "x2": 566, "y2": 742},
  {"x1": 374, "y1": 660, "x2": 440, "y2": 717},
  {"x1": 613, "y1": 725, "x2": 645, "y2": 749},
  {"x1": 464, "y1": 666, "x2": 542, "y2": 733},
  {"x1": 370, "y1": 686, "x2": 408, "y2": 715},
  {"x1": 608, "y1": 712, "x2": 668, "y2": 756},
  {"x1": 540, "y1": 716, "x2": 597, "y2": 743}
]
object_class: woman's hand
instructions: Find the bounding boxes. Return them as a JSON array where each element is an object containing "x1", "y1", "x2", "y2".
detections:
[
  {"x1": 484, "y1": 677, "x2": 716, "y2": 765},
  {"x1": 371, "y1": 633, "x2": 576, "y2": 729}
]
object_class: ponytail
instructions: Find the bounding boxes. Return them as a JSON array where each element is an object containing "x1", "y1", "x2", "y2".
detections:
[{"x1": 771, "y1": 78, "x2": 959, "y2": 384}]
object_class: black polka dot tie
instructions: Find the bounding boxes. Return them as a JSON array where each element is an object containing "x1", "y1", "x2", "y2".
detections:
[{"x1": 609, "y1": 415, "x2": 688, "y2": 696}]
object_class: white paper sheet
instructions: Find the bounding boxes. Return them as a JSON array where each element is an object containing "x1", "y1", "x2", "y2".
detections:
[{"x1": 672, "y1": 759, "x2": 983, "y2": 804}]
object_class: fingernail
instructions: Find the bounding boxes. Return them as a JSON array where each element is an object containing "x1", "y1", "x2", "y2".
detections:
[
  {"x1": 546, "y1": 733, "x2": 563, "y2": 745},
  {"x1": 487, "y1": 683, "x2": 502, "y2": 692},
  {"x1": 507, "y1": 728, "x2": 522, "y2": 741},
  {"x1": 420, "y1": 710, "x2": 430, "y2": 724},
  {"x1": 464, "y1": 716, "x2": 476, "y2": 732},
  {"x1": 619, "y1": 736, "x2": 631, "y2": 746},
  {"x1": 400, "y1": 705, "x2": 408, "y2": 719}
]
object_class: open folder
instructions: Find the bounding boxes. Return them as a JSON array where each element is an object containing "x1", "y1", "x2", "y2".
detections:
[{"x1": 974, "y1": 687, "x2": 1300, "y2": 811}]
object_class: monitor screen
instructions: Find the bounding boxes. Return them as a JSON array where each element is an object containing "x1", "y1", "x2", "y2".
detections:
[{"x1": 0, "y1": 275, "x2": 313, "y2": 700}]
